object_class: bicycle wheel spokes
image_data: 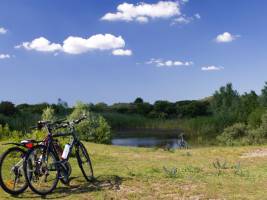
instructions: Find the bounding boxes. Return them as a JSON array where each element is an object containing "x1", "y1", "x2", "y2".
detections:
[
  {"x1": 24, "y1": 145, "x2": 59, "y2": 195},
  {"x1": 76, "y1": 142, "x2": 94, "y2": 182},
  {"x1": 0, "y1": 147, "x2": 27, "y2": 195}
]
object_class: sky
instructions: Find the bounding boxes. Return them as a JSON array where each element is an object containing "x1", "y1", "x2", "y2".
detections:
[{"x1": 0, "y1": 0, "x2": 267, "y2": 105}]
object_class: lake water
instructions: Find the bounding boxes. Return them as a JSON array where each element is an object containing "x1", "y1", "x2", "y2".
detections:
[
  {"x1": 111, "y1": 129, "x2": 185, "y2": 148},
  {"x1": 112, "y1": 137, "x2": 181, "y2": 148}
]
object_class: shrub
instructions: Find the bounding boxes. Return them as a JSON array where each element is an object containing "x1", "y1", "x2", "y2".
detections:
[
  {"x1": 246, "y1": 128, "x2": 266, "y2": 144},
  {"x1": 0, "y1": 124, "x2": 23, "y2": 140},
  {"x1": 248, "y1": 107, "x2": 265, "y2": 128},
  {"x1": 69, "y1": 102, "x2": 111, "y2": 144},
  {"x1": 42, "y1": 107, "x2": 56, "y2": 121},
  {"x1": 217, "y1": 123, "x2": 248, "y2": 145}
]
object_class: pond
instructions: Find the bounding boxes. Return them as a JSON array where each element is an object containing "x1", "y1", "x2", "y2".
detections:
[
  {"x1": 111, "y1": 129, "x2": 187, "y2": 148},
  {"x1": 112, "y1": 137, "x2": 182, "y2": 148}
]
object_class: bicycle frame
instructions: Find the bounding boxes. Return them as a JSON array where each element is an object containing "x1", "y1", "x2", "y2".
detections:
[{"x1": 41, "y1": 124, "x2": 80, "y2": 175}]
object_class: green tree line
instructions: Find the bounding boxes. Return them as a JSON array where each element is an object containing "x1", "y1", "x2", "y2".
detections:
[{"x1": 1, "y1": 82, "x2": 267, "y2": 145}]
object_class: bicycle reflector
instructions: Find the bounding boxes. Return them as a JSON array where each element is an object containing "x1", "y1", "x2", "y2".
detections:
[{"x1": 21, "y1": 140, "x2": 34, "y2": 149}]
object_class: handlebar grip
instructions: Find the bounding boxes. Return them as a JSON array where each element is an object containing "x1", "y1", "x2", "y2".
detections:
[{"x1": 74, "y1": 115, "x2": 87, "y2": 124}]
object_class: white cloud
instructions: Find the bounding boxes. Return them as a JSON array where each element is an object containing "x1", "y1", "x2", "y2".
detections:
[
  {"x1": 215, "y1": 32, "x2": 239, "y2": 43},
  {"x1": 172, "y1": 13, "x2": 201, "y2": 25},
  {"x1": 16, "y1": 34, "x2": 128, "y2": 55},
  {"x1": 112, "y1": 49, "x2": 132, "y2": 56},
  {"x1": 0, "y1": 54, "x2": 10, "y2": 59},
  {"x1": 173, "y1": 16, "x2": 191, "y2": 24},
  {"x1": 63, "y1": 34, "x2": 125, "y2": 54},
  {"x1": 15, "y1": 37, "x2": 62, "y2": 52},
  {"x1": 195, "y1": 13, "x2": 201, "y2": 19},
  {"x1": 0, "y1": 27, "x2": 7, "y2": 34},
  {"x1": 201, "y1": 65, "x2": 224, "y2": 71},
  {"x1": 101, "y1": 1, "x2": 181, "y2": 23},
  {"x1": 146, "y1": 58, "x2": 193, "y2": 67}
]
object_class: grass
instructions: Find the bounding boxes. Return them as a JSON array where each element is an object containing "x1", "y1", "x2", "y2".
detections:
[
  {"x1": 0, "y1": 142, "x2": 267, "y2": 199},
  {"x1": 102, "y1": 112, "x2": 184, "y2": 130}
]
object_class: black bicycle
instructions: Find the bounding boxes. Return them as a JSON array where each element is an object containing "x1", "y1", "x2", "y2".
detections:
[
  {"x1": 23, "y1": 115, "x2": 94, "y2": 195},
  {"x1": 0, "y1": 119, "x2": 71, "y2": 195},
  {"x1": 0, "y1": 139, "x2": 36, "y2": 195}
]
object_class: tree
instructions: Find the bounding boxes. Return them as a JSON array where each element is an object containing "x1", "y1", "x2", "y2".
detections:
[
  {"x1": 135, "y1": 102, "x2": 153, "y2": 115},
  {"x1": 134, "y1": 97, "x2": 144, "y2": 104},
  {"x1": 153, "y1": 100, "x2": 176, "y2": 118},
  {"x1": 0, "y1": 101, "x2": 18, "y2": 116},
  {"x1": 91, "y1": 103, "x2": 108, "y2": 112},
  {"x1": 238, "y1": 91, "x2": 260, "y2": 122},
  {"x1": 69, "y1": 101, "x2": 111, "y2": 144},
  {"x1": 259, "y1": 82, "x2": 267, "y2": 107},
  {"x1": 57, "y1": 98, "x2": 68, "y2": 108},
  {"x1": 42, "y1": 107, "x2": 56, "y2": 121},
  {"x1": 176, "y1": 100, "x2": 210, "y2": 118}
]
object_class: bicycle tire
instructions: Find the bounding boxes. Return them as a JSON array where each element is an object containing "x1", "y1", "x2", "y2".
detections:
[
  {"x1": 23, "y1": 145, "x2": 59, "y2": 195},
  {"x1": 76, "y1": 142, "x2": 94, "y2": 182},
  {"x1": 0, "y1": 147, "x2": 28, "y2": 195}
]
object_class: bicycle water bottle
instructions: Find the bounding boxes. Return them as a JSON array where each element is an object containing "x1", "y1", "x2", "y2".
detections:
[{"x1": 62, "y1": 144, "x2": 70, "y2": 159}]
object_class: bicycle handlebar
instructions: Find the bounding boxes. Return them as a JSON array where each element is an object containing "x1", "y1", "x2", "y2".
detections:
[
  {"x1": 30, "y1": 118, "x2": 67, "y2": 130},
  {"x1": 30, "y1": 115, "x2": 87, "y2": 132}
]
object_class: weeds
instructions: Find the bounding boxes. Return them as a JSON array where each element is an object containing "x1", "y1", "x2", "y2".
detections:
[
  {"x1": 212, "y1": 159, "x2": 250, "y2": 177},
  {"x1": 163, "y1": 166, "x2": 180, "y2": 178}
]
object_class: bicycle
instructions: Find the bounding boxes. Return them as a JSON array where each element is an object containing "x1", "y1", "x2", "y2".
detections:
[
  {"x1": 0, "y1": 119, "x2": 71, "y2": 195},
  {"x1": 177, "y1": 133, "x2": 188, "y2": 149},
  {"x1": 0, "y1": 139, "x2": 36, "y2": 195},
  {"x1": 23, "y1": 115, "x2": 94, "y2": 195}
]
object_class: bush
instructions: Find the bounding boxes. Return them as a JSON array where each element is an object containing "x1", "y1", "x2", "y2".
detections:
[
  {"x1": 217, "y1": 123, "x2": 248, "y2": 146},
  {"x1": 42, "y1": 107, "x2": 56, "y2": 121},
  {"x1": 0, "y1": 124, "x2": 23, "y2": 140},
  {"x1": 248, "y1": 107, "x2": 265, "y2": 128},
  {"x1": 0, "y1": 101, "x2": 18, "y2": 116},
  {"x1": 246, "y1": 128, "x2": 266, "y2": 145},
  {"x1": 69, "y1": 102, "x2": 111, "y2": 144}
]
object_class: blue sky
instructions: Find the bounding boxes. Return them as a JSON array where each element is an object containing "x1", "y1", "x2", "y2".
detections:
[{"x1": 0, "y1": 0, "x2": 266, "y2": 105}]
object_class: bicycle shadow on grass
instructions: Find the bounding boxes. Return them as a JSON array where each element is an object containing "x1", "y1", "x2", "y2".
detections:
[{"x1": 15, "y1": 175, "x2": 124, "y2": 199}]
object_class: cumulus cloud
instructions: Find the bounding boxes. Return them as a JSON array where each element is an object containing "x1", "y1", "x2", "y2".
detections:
[
  {"x1": 63, "y1": 34, "x2": 125, "y2": 54},
  {"x1": 112, "y1": 49, "x2": 132, "y2": 56},
  {"x1": 146, "y1": 58, "x2": 193, "y2": 67},
  {"x1": 0, "y1": 54, "x2": 10, "y2": 59},
  {"x1": 16, "y1": 34, "x2": 131, "y2": 56},
  {"x1": 215, "y1": 32, "x2": 239, "y2": 43},
  {"x1": 201, "y1": 65, "x2": 224, "y2": 71},
  {"x1": 195, "y1": 13, "x2": 201, "y2": 19},
  {"x1": 0, "y1": 27, "x2": 7, "y2": 34},
  {"x1": 101, "y1": 1, "x2": 181, "y2": 23},
  {"x1": 15, "y1": 37, "x2": 62, "y2": 52}
]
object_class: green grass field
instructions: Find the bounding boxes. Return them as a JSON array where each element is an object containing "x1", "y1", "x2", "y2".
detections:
[{"x1": 0, "y1": 142, "x2": 267, "y2": 199}]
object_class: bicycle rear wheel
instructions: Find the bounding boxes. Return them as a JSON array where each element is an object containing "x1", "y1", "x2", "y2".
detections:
[
  {"x1": 76, "y1": 142, "x2": 94, "y2": 182},
  {"x1": 0, "y1": 147, "x2": 28, "y2": 195},
  {"x1": 23, "y1": 145, "x2": 59, "y2": 195}
]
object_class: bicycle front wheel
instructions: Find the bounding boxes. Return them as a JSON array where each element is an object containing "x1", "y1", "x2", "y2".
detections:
[
  {"x1": 0, "y1": 147, "x2": 28, "y2": 195},
  {"x1": 76, "y1": 142, "x2": 94, "y2": 182},
  {"x1": 23, "y1": 145, "x2": 59, "y2": 195}
]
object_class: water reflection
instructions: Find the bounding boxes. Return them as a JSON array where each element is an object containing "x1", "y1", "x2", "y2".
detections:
[{"x1": 112, "y1": 137, "x2": 182, "y2": 148}]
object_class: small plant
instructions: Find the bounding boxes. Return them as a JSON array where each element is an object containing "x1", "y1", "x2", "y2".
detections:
[
  {"x1": 232, "y1": 162, "x2": 249, "y2": 177},
  {"x1": 163, "y1": 166, "x2": 179, "y2": 178},
  {"x1": 212, "y1": 159, "x2": 229, "y2": 176},
  {"x1": 182, "y1": 165, "x2": 202, "y2": 174},
  {"x1": 213, "y1": 159, "x2": 228, "y2": 170}
]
